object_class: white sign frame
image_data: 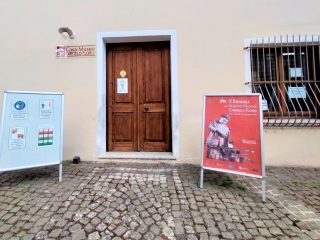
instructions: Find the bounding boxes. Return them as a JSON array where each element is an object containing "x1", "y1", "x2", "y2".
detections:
[{"x1": 0, "y1": 91, "x2": 64, "y2": 181}]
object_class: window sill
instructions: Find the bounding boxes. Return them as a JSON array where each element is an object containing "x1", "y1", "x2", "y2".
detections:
[{"x1": 263, "y1": 118, "x2": 320, "y2": 127}]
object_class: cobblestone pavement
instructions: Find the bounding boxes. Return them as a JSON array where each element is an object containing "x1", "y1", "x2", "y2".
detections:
[{"x1": 0, "y1": 162, "x2": 320, "y2": 240}]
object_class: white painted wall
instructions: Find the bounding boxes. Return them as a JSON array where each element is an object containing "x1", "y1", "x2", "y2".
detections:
[{"x1": 0, "y1": 0, "x2": 319, "y2": 166}]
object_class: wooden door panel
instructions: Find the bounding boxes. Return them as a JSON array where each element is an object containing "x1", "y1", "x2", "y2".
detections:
[
  {"x1": 143, "y1": 49, "x2": 164, "y2": 103},
  {"x1": 143, "y1": 142, "x2": 169, "y2": 152},
  {"x1": 113, "y1": 50, "x2": 134, "y2": 103},
  {"x1": 145, "y1": 113, "x2": 165, "y2": 141},
  {"x1": 107, "y1": 42, "x2": 171, "y2": 152},
  {"x1": 142, "y1": 103, "x2": 165, "y2": 112},
  {"x1": 138, "y1": 43, "x2": 171, "y2": 152},
  {"x1": 112, "y1": 113, "x2": 134, "y2": 141},
  {"x1": 107, "y1": 45, "x2": 137, "y2": 151}
]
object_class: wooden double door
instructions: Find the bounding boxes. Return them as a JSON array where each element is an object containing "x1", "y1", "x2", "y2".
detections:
[{"x1": 107, "y1": 42, "x2": 171, "y2": 152}]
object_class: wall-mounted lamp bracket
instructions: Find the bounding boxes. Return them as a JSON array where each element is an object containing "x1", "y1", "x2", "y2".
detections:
[{"x1": 58, "y1": 27, "x2": 75, "y2": 39}]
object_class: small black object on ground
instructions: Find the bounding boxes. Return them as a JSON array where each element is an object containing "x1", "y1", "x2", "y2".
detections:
[{"x1": 73, "y1": 156, "x2": 80, "y2": 164}]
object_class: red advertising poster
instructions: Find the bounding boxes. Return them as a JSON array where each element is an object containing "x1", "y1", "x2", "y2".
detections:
[{"x1": 202, "y1": 94, "x2": 263, "y2": 178}]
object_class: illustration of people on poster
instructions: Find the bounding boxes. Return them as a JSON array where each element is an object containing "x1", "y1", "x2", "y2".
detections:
[{"x1": 203, "y1": 95, "x2": 262, "y2": 177}]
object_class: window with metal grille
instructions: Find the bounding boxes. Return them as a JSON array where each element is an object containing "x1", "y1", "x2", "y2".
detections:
[{"x1": 244, "y1": 35, "x2": 320, "y2": 127}]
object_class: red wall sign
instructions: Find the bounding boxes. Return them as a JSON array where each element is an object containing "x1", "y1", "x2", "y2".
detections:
[
  {"x1": 201, "y1": 94, "x2": 264, "y2": 178},
  {"x1": 56, "y1": 45, "x2": 96, "y2": 58}
]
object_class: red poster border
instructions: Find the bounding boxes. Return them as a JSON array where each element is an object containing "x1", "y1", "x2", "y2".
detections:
[{"x1": 200, "y1": 94, "x2": 265, "y2": 179}]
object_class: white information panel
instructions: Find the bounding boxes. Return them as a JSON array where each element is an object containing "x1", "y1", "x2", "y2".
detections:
[{"x1": 0, "y1": 91, "x2": 64, "y2": 181}]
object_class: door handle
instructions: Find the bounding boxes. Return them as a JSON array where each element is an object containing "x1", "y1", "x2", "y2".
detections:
[{"x1": 144, "y1": 107, "x2": 149, "y2": 112}]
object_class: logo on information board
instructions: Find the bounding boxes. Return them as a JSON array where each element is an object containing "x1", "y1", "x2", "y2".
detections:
[
  {"x1": 14, "y1": 101, "x2": 26, "y2": 110},
  {"x1": 11, "y1": 100, "x2": 28, "y2": 119}
]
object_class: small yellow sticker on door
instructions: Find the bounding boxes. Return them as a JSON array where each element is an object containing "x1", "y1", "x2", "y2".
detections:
[{"x1": 120, "y1": 70, "x2": 126, "y2": 78}]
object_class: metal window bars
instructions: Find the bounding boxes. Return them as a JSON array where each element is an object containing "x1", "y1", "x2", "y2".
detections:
[{"x1": 245, "y1": 35, "x2": 320, "y2": 127}]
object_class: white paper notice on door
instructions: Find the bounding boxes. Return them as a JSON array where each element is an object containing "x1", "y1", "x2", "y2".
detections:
[{"x1": 117, "y1": 78, "x2": 128, "y2": 94}]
